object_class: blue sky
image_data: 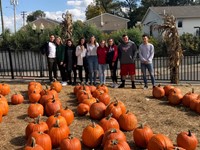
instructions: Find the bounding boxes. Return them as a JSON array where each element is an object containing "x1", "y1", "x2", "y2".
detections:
[{"x1": 1, "y1": 0, "x2": 93, "y2": 33}]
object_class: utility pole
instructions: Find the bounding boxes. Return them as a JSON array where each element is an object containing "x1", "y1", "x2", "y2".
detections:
[
  {"x1": 0, "y1": 0, "x2": 4, "y2": 33},
  {"x1": 21, "y1": 11, "x2": 27, "y2": 26},
  {"x1": 10, "y1": 0, "x2": 18, "y2": 33}
]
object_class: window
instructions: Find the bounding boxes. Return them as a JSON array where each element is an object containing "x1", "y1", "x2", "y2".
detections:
[{"x1": 178, "y1": 20, "x2": 183, "y2": 28}]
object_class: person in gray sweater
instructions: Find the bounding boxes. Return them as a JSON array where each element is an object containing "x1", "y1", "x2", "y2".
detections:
[
  {"x1": 118, "y1": 34, "x2": 137, "y2": 89},
  {"x1": 139, "y1": 34, "x2": 155, "y2": 89}
]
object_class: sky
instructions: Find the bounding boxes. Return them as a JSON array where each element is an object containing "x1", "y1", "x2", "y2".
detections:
[{"x1": 1, "y1": 0, "x2": 93, "y2": 33}]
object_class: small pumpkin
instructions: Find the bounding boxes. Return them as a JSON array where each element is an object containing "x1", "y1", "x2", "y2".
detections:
[
  {"x1": 50, "y1": 79, "x2": 62, "y2": 93},
  {"x1": 46, "y1": 112, "x2": 67, "y2": 128},
  {"x1": 182, "y1": 88, "x2": 198, "y2": 107},
  {"x1": 57, "y1": 106, "x2": 74, "y2": 125},
  {"x1": 133, "y1": 124, "x2": 153, "y2": 148},
  {"x1": 45, "y1": 98, "x2": 62, "y2": 116},
  {"x1": 97, "y1": 84, "x2": 109, "y2": 93},
  {"x1": 168, "y1": 90, "x2": 183, "y2": 105},
  {"x1": 82, "y1": 122, "x2": 104, "y2": 148},
  {"x1": 60, "y1": 134, "x2": 82, "y2": 150},
  {"x1": 28, "y1": 103, "x2": 44, "y2": 118},
  {"x1": 24, "y1": 137, "x2": 44, "y2": 150},
  {"x1": 163, "y1": 85, "x2": 174, "y2": 96},
  {"x1": 0, "y1": 94, "x2": 9, "y2": 116},
  {"x1": 97, "y1": 92, "x2": 111, "y2": 105},
  {"x1": 152, "y1": 84, "x2": 165, "y2": 99},
  {"x1": 11, "y1": 93, "x2": 24, "y2": 105},
  {"x1": 103, "y1": 139, "x2": 131, "y2": 150},
  {"x1": 89, "y1": 100, "x2": 106, "y2": 120},
  {"x1": 0, "y1": 83, "x2": 10, "y2": 96},
  {"x1": 118, "y1": 110, "x2": 138, "y2": 131},
  {"x1": 77, "y1": 103, "x2": 90, "y2": 116},
  {"x1": 28, "y1": 90, "x2": 41, "y2": 103},
  {"x1": 177, "y1": 130, "x2": 198, "y2": 150}
]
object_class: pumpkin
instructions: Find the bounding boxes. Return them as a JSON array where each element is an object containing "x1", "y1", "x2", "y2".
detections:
[
  {"x1": 168, "y1": 90, "x2": 183, "y2": 105},
  {"x1": 25, "y1": 115, "x2": 49, "y2": 139},
  {"x1": 27, "y1": 131, "x2": 52, "y2": 150},
  {"x1": 189, "y1": 96, "x2": 200, "y2": 111},
  {"x1": 46, "y1": 112, "x2": 67, "y2": 128},
  {"x1": 81, "y1": 94, "x2": 96, "y2": 107},
  {"x1": 152, "y1": 84, "x2": 165, "y2": 99},
  {"x1": 39, "y1": 94, "x2": 53, "y2": 106},
  {"x1": 177, "y1": 130, "x2": 198, "y2": 150},
  {"x1": 0, "y1": 83, "x2": 10, "y2": 96},
  {"x1": 163, "y1": 85, "x2": 174, "y2": 96},
  {"x1": 11, "y1": 93, "x2": 24, "y2": 105},
  {"x1": 45, "y1": 98, "x2": 62, "y2": 116},
  {"x1": 182, "y1": 89, "x2": 198, "y2": 107},
  {"x1": 102, "y1": 128, "x2": 126, "y2": 146},
  {"x1": 0, "y1": 109, "x2": 3, "y2": 123},
  {"x1": 57, "y1": 106, "x2": 74, "y2": 125},
  {"x1": 77, "y1": 103, "x2": 90, "y2": 116},
  {"x1": 82, "y1": 122, "x2": 104, "y2": 148},
  {"x1": 60, "y1": 134, "x2": 81, "y2": 150},
  {"x1": 48, "y1": 119, "x2": 70, "y2": 148},
  {"x1": 103, "y1": 139, "x2": 131, "y2": 150},
  {"x1": 28, "y1": 90, "x2": 41, "y2": 103},
  {"x1": 50, "y1": 79, "x2": 62, "y2": 93},
  {"x1": 28, "y1": 83, "x2": 42, "y2": 95},
  {"x1": 97, "y1": 84, "x2": 109, "y2": 93},
  {"x1": 147, "y1": 134, "x2": 174, "y2": 150},
  {"x1": 73, "y1": 84, "x2": 82, "y2": 94},
  {"x1": 133, "y1": 124, "x2": 153, "y2": 148},
  {"x1": 168, "y1": 87, "x2": 182, "y2": 96},
  {"x1": 118, "y1": 110, "x2": 138, "y2": 131},
  {"x1": 92, "y1": 89, "x2": 105, "y2": 98},
  {"x1": 76, "y1": 87, "x2": 91, "y2": 98},
  {"x1": 105, "y1": 100, "x2": 126, "y2": 120},
  {"x1": 77, "y1": 90, "x2": 92, "y2": 103},
  {"x1": 99, "y1": 113, "x2": 120, "y2": 132},
  {"x1": 89, "y1": 85, "x2": 97, "y2": 93},
  {"x1": 97, "y1": 92, "x2": 111, "y2": 105},
  {"x1": 75, "y1": 84, "x2": 90, "y2": 96},
  {"x1": 89, "y1": 100, "x2": 106, "y2": 120},
  {"x1": 28, "y1": 103, "x2": 44, "y2": 118},
  {"x1": 24, "y1": 137, "x2": 44, "y2": 150},
  {"x1": 0, "y1": 94, "x2": 9, "y2": 116}
]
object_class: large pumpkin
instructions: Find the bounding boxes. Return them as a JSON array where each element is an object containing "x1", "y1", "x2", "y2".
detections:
[
  {"x1": 168, "y1": 90, "x2": 183, "y2": 105},
  {"x1": 60, "y1": 135, "x2": 82, "y2": 150},
  {"x1": 147, "y1": 134, "x2": 173, "y2": 150},
  {"x1": 133, "y1": 124, "x2": 153, "y2": 148},
  {"x1": 82, "y1": 122, "x2": 104, "y2": 148},
  {"x1": 89, "y1": 100, "x2": 106, "y2": 120},
  {"x1": 177, "y1": 130, "x2": 198, "y2": 150}
]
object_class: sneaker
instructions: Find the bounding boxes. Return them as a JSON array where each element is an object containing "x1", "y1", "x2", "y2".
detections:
[
  {"x1": 62, "y1": 82, "x2": 67, "y2": 86},
  {"x1": 113, "y1": 83, "x2": 119, "y2": 88},
  {"x1": 109, "y1": 83, "x2": 115, "y2": 88},
  {"x1": 143, "y1": 86, "x2": 148, "y2": 90}
]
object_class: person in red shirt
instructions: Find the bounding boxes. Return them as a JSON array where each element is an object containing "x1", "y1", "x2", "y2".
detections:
[{"x1": 97, "y1": 40, "x2": 108, "y2": 84}]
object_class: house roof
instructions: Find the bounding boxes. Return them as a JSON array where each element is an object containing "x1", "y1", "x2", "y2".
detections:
[
  {"x1": 142, "y1": 5, "x2": 200, "y2": 23},
  {"x1": 85, "y1": 12, "x2": 130, "y2": 22},
  {"x1": 32, "y1": 17, "x2": 61, "y2": 24}
]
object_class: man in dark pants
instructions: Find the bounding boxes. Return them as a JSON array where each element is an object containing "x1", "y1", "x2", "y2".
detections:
[
  {"x1": 118, "y1": 34, "x2": 137, "y2": 89},
  {"x1": 41, "y1": 35, "x2": 57, "y2": 82}
]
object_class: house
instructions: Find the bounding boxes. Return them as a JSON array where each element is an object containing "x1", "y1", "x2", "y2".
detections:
[
  {"x1": 29, "y1": 17, "x2": 60, "y2": 30},
  {"x1": 141, "y1": 6, "x2": 200, "y2": 38},
  {"x1": 85, "y1": 13, "x2": 130, "y2": 33}
]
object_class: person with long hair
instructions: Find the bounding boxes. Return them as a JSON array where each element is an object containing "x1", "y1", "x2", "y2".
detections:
[
  {"x1": 107, "y1": 38, "x2": 119, "y2": 88},
  {"x1": 75, "y1": 37, "x2": 88, "y2": 83},
  {"x1": 64, "y1": 39, "x2": 77, "y2": 85},
  {"x1": 55, "y1": 36, "x2": 66, "y2": 86},
  {"x1": 86, "y1": 35, "x2": 99, "y2": 85},
  {"x1": 97, "y1": 40, "x2": 108, "y2": 84}
]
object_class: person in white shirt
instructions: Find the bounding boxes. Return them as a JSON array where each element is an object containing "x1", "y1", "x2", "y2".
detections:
[
  {"x1": 76, "y1": 37, "x2": 87, "y2": 83},
  {"x1": 139, "y1": 34, "x2": 155, "y2": 89}
]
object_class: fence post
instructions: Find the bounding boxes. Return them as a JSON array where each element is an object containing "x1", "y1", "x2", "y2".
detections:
[
  {"x1": 8, "y1": 48, "x2": 14, "y2": 79},
  {"x1": 39, "y1": 54, "x2": 44, "y2": 77}
]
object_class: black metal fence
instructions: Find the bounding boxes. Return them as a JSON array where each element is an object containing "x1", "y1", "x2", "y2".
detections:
[{"x1": 0, "y1": 49, "x2": 200, "y2": 82}]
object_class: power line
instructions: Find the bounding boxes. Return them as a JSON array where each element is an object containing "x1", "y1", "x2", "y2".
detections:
[{"x1": 21, "y1": 11, "x2": 27, "y2": 26}]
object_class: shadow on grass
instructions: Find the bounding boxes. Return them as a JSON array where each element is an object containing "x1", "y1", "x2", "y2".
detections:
[
  {"x1": 17, "y1": 114, "x2": 28, "y2": 120},
  {"x1": 10, "y1": 135, "x2": 26, "y2": 147}
]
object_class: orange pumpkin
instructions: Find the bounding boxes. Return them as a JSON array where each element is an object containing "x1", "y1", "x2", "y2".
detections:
[
  {"x1": 133, "y1": 124, "x2": 153, "y2": 148},
  {"x1": 97, "y1": 84, "x2": 109, "y2": 93},
  {"x1": 104, "y1": 139, "x2": 131, "y2": 150},
  {"x1": 152, "y1": 84, "x2": 165, "y2": 99},
  {"x1": 163, "y1": 85, "x2": 174, "y2": 96},
  {"x1": 168, "y1": 90, "x2": 183, "y2": 105},
  {"x1": 77, "y1": 103, "x2": 90, "y2": 116},
  {"x1": 57, "y1": 107, "x2": 74, "y2": 125},
  {"x1": 147, "y1": 134, "x2": 173, "y2": 150},
  {"x1": 60, "y1": 135, "x2": 82, "y2": 150},
  {"x1": 29, "y1": 90, "x2": 41, "y2": 103},
  {"x1": 46, "y1": 113, "x2": 67, "y2": 128},
  {"x1": 50, "y1": 80, "x2": 62, "y2": 93},
  {"x1": 182, "y1": 89, "x2": 198, "y2": 107},
  {"x1": 0, "y1": 94, "x2": 9, "y2": 116},
  {"x1": 45, "y1": 98, "x2": 62, "y2": 116},
  {"x1": 28, "y1": 103, "x2": 44, "y2": 118},
  {"x1": 0, "y1": 83, "x2": 10, "y2": 96},
  {"x1": 89, "y1": 100, "x2": 106, "y2": 120},
  {"x1": 24, "y1": 137, "x2": 44, "y2": 150},
  {"x1": 11, "y1": 93, "x2": 24, "y2": 105},
  {"x1": 177, "y1": 130, "x2": 198, "y2": 150},
  {"x1": 82, "y1": 122, "x2": 104, "y2": 148},
  {"x1": 97, "y1": 92, "x2": 111, "y2": 105}
]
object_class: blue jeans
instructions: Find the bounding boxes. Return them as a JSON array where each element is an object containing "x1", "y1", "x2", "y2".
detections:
[
  {"x1": 98, "y1": 64, "x2": 107, "y2": 84},
  {"x1": 87, "y1": 56, "x2": 98, "y2": 84},
  {"x1": 141, "y1": 63, "x2": 155, "y2": 86}
]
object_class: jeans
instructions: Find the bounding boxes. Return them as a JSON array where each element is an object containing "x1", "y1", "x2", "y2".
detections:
[
  {"x1": 47, "y1": 58, "x2": 57, "y2": 82},
  {"x1": 87, "y1": 56, "x2": 98, "y2": 84},
  {"x1": 141, "y1": 63, "x2": 155, "y2": 86},
  {"x1": 98, "y1": 64, "x2": 107, "y2": 84}
]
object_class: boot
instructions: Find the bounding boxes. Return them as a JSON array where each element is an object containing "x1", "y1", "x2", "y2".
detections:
[
  {"x1": 132, "y1": 81, "x2": 136, "y2": 89},
  {"x1": 118, "y1": 80, "x2": 125, "y2": 88}
]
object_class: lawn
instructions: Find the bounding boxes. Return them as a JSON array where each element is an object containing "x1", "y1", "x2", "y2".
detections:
[{"x1": 0, "y1": 82, "x2": 199, "y2": 150}]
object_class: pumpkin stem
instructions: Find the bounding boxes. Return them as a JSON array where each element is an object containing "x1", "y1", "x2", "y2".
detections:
[
  {"x1": 55, "y1": 112, "x2": 61, "y2": 117},
  {"x1": 30, "y1": 137, "x2": 36, "y2": 147},
  {"x1": 96, "y1": 99, "x2": 100, "y2": 103},
  {"x1": 64, "y1": 106, "x2": 69, "y2": 110},
  {"x1": 126, "y1": 110, "x2": 129, "y2": 114},
  {"x1": 192, "y1": 88, "x2": 194, "y2": 93},
  {"x1": 110, "y1": 128, "x2": 117, "y2": 133},
  {"x1": 68, "y1": 134, "x2": 74, "y2": 139},
  {"x1": 34, "y1": 115, "x2": 41, "y2": 124},
  {"x1": 106, "y1": 113, "x2": 113, "y2": 120},
  {"x1": 188, "y1": 130, "x2": 192, "y2": 136},
  {"x1": 91, "y1": 121, "x2": 96, "y2": 128},
  {"x1": 54, "y1": 119, "x2": 60, "y2": 128},
  {"x1": 111, "y1": 139, "x2": 118, "y2": 145},
  {"x1": 114, "y1": 100, "x2": 118, "y2": 106}
]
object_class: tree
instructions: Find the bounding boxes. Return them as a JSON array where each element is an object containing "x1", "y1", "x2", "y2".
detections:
[
  {"x1": 26, "y1": 10, "x2": 46, "y2": 22},
  {"x1": 85, "y1": 2, "x2": 101, "y2": 20},
  {"x1": 156, "y1": 14, "x2": 183, "y2": 83}
]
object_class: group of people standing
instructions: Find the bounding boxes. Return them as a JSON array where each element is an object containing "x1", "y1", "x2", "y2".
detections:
[{"x1": 41, "y1": 33, "x2": 155, "y2": 89}]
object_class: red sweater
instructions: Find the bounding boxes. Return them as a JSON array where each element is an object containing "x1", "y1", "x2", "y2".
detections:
[{"x1": 97, "y1": 46, "x2": 108, "y2": 64}]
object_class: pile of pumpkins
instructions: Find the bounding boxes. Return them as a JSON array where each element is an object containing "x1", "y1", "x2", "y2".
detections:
[
  {"x1": 0, "y1": 82, "x2": 199, "y2": 150},
  {"x1": 153, "y1": 84, "x2": 200, "y2": 114}
]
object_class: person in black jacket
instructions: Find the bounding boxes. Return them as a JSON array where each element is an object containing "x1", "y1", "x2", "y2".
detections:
[
  {"x1": 64, "y1": 39, "x2": 77, "y2": 85},
  {"x1": 41, "y1": 34, "x2": 57, "y2": 82}
]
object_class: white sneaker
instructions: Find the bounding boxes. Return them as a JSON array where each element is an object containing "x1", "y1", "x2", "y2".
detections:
[
  {"x1": 62, "y1": 82, "x2": 67, "y2": 86},
  {"x1": 113, "y1": 83, "x2": 119, "y2": 88},
  {"x1": 109, "y1": 83, "x2": 115, "y2": 88}
]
